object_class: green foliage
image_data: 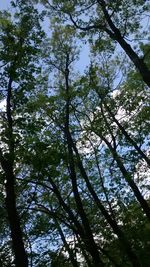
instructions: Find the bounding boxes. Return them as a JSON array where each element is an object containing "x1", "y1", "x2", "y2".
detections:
[{"x1": 0, "y1": 0, "x2": 150, "y2": 266}]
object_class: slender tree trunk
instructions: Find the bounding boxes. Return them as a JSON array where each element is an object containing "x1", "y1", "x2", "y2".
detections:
[
  {"x1": 66, "y1": 130, "x2": 105, "y2": 267},
  {"x1": 115, "y1": 37, "x2": 150, "y2": 87},
  {"x1": 64, "y1": 53, "x2": 104, "y2": 267},
  {"x1": 5, "y1": 166, "x2": 28, "y2": 267},
  {"x1": 97, "y1": 0, "x2": 150, "y2": 87},
  {"x1": 49, "y1": 175, "x2": 104, "y2": 266},
  {"x1": 55, "y1": 219, "x2": 79, "y2": 267},
  {"x1": 96, "y1": 104, "x2": 150, "y2": 219},
  {"x1": 103, "y1": 103, "x2": 150, "y2": 166},
  {"x1": 0, "y1": 151, "x2": 28, "y2": 266},
  {"x1": 100, "y1": 134, "x2": 150, "y2": 220},
  {"x1": 76, "y1": 237, "x2": 93, "y2": 267},
  {"x1": 69, "y1": 137, "x2": 142, "y2": 267},
  {"x1": 69, "y1": 1, "x2": 150, "y2": 86},
  {"x1": 0, "y1": 77, "x2": 28, "y2": 266}
]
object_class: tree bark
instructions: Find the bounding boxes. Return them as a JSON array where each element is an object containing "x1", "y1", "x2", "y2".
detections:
[
  {"x1": 64, "y1": 53, "x2": 104, "y2": 267},
  {"x1": 100, "y1": 134, "x2": 150, "y2": 220},
  {"x1": 5, "y1": 165, "x2": 28, "y2": 267},
  {"x1": 55, "y1": 219, "x2": 79, "y2": 267},
  {"x1": 96, "y1": 104, "x2": 150, "y2": 219},
  {"x1": 0, "y1": 77, "x2": 28, "y2": 266},
  {"x1": 103, "y1": 103, "x2": 150, "y2": 166},
  {"x1": 69, "y1": 137, "x2": 142, "y2": 267},
  {"x1": 98, "y1": 0, "x2": 150, "y2": 87}
]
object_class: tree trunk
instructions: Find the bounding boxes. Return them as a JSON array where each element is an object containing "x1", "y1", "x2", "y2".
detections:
[
  {"x1": 55, "y1": 219, "x2": 79, "y2": 267},
  {"x1": 103, "y1": 103, "x2": 150, "y2": 166},
  {"x1": 64, "y1": 53, "x2": 104, "y2": 267},
  {"x1": 101, "y1": 135, "x2": 150, "y2": 220},
  {"x1": 0, "y1": 76, "x2": 28, "y2": 266},
  {"x1": 98, "y1": 0, "x2": 150, "y2": 87},
  {"x1": 69, "y1": 137, "x2": 142, "y2": 267},
  {"x1": 5, "y1": 165, "x2": 28, "y2": 267}
]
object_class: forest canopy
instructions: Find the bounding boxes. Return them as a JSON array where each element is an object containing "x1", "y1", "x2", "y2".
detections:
[{"x1": 0, "y1": 0, "x2": 150, "y2": 266}]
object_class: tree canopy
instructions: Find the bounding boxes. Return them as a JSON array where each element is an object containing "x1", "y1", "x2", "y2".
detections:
[{"x1": 0, "y1": 0, "x2": 150, "y2": 266}]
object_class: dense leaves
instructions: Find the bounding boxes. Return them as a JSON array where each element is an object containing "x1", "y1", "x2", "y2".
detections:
[{"x1": 0, "y1": 1, "x2": 149, "y2": 266}]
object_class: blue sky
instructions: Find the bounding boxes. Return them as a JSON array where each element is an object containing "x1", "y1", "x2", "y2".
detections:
[
  {"x1": 0, "y1": 0, "x2": 11, "y2": 10},
  {"x1": 0, "y1": 0, "x2": 90, "y2": 73}
]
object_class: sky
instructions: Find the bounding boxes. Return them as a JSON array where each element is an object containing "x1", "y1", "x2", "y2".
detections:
[
  {"x1": 0, "y1": 0, "x2": 90, "y2": 111},
  {"x1": 0, "y1": 0, "x2": 11, "y2": 10},
  {"x1": 0, "y1": 1, "x2": 10, "y2": 109},
  {"x1": 0, "y1": 0, "x2": 90, "y2": 74}
]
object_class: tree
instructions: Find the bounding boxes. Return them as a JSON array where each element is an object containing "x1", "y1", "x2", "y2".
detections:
[
  {"x1": 42, "y1": 0, "x2": 150, "y2": 86},
  {"x1": 0, "y1": 1, "x2": 45, "y2": 266},
  {"x1": 0, "y1": 1, "x2": 149, "y2": 266}
]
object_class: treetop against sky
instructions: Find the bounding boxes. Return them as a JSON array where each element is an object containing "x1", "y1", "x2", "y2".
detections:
[{"x1": 0, "y1": 1, "x2": 150, "y2": 266}]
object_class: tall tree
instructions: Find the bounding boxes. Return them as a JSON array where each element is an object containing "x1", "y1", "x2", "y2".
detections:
[
  {"x1": 0, "y1": 1, "x2": 149, "y2": 266},
  {"x1": 43, "y1": 0, "x2": 150, "y2": 86},
  {"x1": 0, "y1": 1, "x2": 44, "y2": 266}
]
